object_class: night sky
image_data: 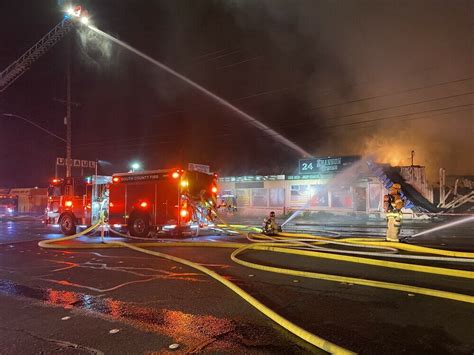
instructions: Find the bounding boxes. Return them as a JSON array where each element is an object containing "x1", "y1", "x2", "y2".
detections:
[{"x1": 0, "y1": 0, "x2": 472, "y2": 187}]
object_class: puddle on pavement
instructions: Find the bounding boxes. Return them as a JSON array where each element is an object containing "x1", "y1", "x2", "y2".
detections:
[{"x1": 0, "y1": 279, "x2": 296, "y2": 352}]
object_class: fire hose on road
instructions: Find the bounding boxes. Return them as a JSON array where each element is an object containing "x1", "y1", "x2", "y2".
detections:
[{"x1": 38, "y1": 218, "x2": 474, "y2": 355}]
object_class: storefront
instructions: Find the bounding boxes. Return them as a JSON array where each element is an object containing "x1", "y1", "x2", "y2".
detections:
[{"x1": 217, "y1": 156, "x2": 386, "y2": 216}]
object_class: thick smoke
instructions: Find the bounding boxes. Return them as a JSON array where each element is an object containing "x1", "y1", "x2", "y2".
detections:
[
  {"x1": 219, "y1": 0, "x2": 473, "y2": 181},
  {"x1": 67, "y1": 1, "x2": 472, "y2": 181}
]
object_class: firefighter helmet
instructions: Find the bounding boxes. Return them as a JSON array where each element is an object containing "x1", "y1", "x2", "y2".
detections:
[{"x1": 391, "y1": 183, "x2": 401, "y2": 190}]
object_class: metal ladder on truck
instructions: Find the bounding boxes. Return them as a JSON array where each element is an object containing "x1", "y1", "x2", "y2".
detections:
[{"x1": 0, "y1": 17, "x2": 75, "y2": 93}]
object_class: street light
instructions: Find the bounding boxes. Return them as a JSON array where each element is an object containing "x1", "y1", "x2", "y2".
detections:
[
  {"x1": 2, "y1": 113, "x2": 66, "y2": 142},
  {"x1": 130, "y1": 162, "x2": 141, "y2": 172}
]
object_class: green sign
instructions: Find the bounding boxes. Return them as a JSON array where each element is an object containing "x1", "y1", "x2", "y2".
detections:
[{"x1": 299, "y1": 156, "x2": 360, "y2": 175}]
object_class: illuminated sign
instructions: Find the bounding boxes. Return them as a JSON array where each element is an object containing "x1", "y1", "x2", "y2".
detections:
[
  {"x1": 56, "y1": 157, "x2": 96, "y2": 168},
  {"x1": 218, "y1": 175, "x2": 285, "y2": 182},
  {"x1": 188, "y1": 163, "x2": 210, "y2": 173},
  {"x1": 117, "y1": 173, "x2": 169, "y2": 183},
  {"x1": 298, "y1": 156, "x2": 360, "y2": 175}
]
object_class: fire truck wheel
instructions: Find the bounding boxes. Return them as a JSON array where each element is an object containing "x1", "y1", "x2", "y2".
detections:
[
  {"x1": 60, "y1": 214, "x2": 76, "y2": 235},
  {"x1": 129, "y1": 214, "x2": 150, "y2": 238}
]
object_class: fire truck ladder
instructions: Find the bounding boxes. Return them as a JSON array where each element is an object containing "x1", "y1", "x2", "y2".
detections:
[{"x1": 0, "y1": 18, "x2": 74, "y2": 93}]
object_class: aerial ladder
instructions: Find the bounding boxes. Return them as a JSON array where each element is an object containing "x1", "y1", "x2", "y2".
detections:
[{"x1": 0, "y1": 6, "x2": 88, "y2": 93}]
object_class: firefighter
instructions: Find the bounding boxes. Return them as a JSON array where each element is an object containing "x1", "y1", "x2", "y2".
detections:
[
  {"x1": 198, "y1": 189, "x2": 216, "y2": 223},
  {"x1": 263, "y1": 211, "x2": 279, "y2": 236},
  {"x1": 384, "y1": 183, "x2": 405, "y2": 242}
]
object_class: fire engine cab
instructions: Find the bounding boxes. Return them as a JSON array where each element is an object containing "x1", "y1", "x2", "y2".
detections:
[
  {"x1": 109, "y1": 168, "x2": 218, "y2": 237},
  {"x1": 45, "y1": 176, "x2": 111, "y2": 235}
]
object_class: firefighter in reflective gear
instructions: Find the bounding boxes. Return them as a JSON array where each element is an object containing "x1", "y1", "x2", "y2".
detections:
[
  {"x1": 198, "y1": 189, "x2": 216, "y2": 223},
  {"x1": 263, "y1": 211, "x2": 281, "y2": 236},
  {"x1": 384, "y1": 183, "x2": 404, "y2": 242}
]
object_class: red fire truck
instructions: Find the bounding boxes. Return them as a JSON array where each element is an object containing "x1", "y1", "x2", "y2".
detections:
[
  {"x1": 109, "y1": 168, "x2": 218, "y2": 237},
  {"x1": 46, "y1": 168, "x2": 217, "y2": 237},
  {"x1": 45, "y1": 176, "x2": 111, "y2": 235},
  {"x1": 0, "y1": 193, "x2": 18, "y2": 216}
]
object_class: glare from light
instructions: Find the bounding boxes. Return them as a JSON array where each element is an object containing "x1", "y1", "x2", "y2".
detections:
[
  {"x1": 80, "y1": 16, "x2": 89, "y2": 25},
  {"x1": 180, "y1": 180, "x2": 188, "y2": 188},
  {"x1": 66, "y1": 7, "x2": 74, "y2": 15},
  {"x1": 130, "y1": 162, "x2": 141, "y2": 171}
]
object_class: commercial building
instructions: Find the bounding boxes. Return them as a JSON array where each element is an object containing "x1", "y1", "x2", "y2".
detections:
[{"x1": 217, "y1": 156, "x2": 433, "y2": 217}]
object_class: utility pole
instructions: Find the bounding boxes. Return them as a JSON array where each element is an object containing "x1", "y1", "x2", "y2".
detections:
[
  {"x1": 66, "y1": 36, "x2": 72, "y2": 178},
  {"x1": 55, "y1": 37, "x2": 80, "y2": 180}
]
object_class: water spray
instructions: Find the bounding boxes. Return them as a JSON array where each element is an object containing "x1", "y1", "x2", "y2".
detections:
[
  {"x1": 411, "y1": 215, "x2": 474, "y2": 238},
  {"x1": 87, "y1": 25, "x2": 311, "y2": 158},
  {"x1": 281, "y1": 159, "x2": 369, "y2": 227}
]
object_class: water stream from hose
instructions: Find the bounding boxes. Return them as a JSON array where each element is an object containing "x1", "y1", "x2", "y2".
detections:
[
  {"x1": 411, "y1": 215, "x2": 474, "y2": 237},
  {"x1": 88, "y1": 25, "x2": 311, "y2": 157}
]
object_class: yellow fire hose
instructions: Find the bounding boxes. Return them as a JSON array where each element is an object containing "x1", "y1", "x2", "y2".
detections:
[
  {"x1": 37, "y1": 219, "x2": 474, "y2": 354},
  {"x1": 230, "y1": 243, "x2": 474, "y2": 304}
]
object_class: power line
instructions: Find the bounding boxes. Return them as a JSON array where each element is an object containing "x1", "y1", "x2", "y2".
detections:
[
  {"x1": 75, "y1": 73, "x2": 472, "y2": 150},
  {"x1": 217, "y1": 56, "x2": 263, "y2": 70},
  {"x1": 75, "y1": 93, "x2": 473, "y2": 151},
  {"x1": 305, "y1": 106, "x2": 473, "y2": 144},
  {"x1": 321, "y1": 103, "x2": 474, "y2": 130},
  {"x1": 75, "y1": 137, "x2": 174, "y2": 151},
  {"x1": 282, "y1": 91, "x2": 473, "y2": 129},
  {"x1": 140, "y1": 77, "x2": 472, "y2": 135},
  {"x1": 76, "y1": 104, "x2": 472, "y2": 153},
  {"x1": 234, "y1": 102, "x2": 473, "y2": 144},
  {"x1": 307, "y1": 77, "x2": 473, "y2": 112},
  {"x1": 191, "y1": 49, "x2": 242, "y2": 65},
  {"x1": 191, "y1": 47, "x2": 230, "y2": 61},
  {"x1": 228, "y1": 91, "x2": 472, "y2": 135}
]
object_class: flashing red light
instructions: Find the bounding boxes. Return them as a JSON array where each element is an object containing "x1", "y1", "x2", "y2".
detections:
[
  {"x1": 140, "y1": 201, "x2": 148, "y2": 208},
  {"x1": 64, "y1": 200, "x2": 73, "y2": 208},
  {"x1": 109, "y1": 202, "x2": 114, "y2": 207},
  {"x1": 211, "y1": 186, "x2": 218, "y2": 194},
  {"x1": 172, "y1": 171, "x2": 180, "y2": 179},
  {"x1": 112, "y1": 177, "x2": 120, "y2": 183},
  {"x1": 180, "y1": 209, "x2": 189, "y2": 218},
  {"x1": 52, "y1": 178, "x2": 58, "y2": 184}
]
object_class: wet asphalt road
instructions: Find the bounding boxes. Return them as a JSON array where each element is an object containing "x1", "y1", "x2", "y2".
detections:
[{"x1": 0, "y1": 219, "x2": 473, "y2": 354}]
